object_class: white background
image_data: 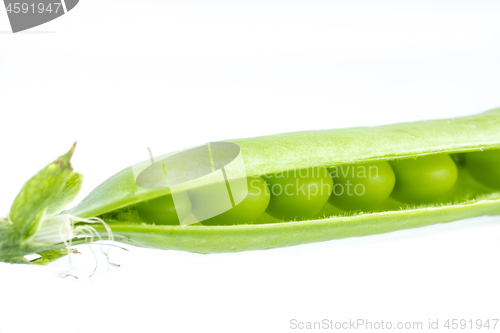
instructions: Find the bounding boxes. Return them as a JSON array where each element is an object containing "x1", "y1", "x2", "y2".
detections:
[{"x1": 1, "y1": 0, "x2": 500, "y2": 332}]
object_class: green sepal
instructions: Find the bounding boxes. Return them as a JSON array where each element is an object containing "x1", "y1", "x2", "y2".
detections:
[
  {"x1": 8, "y1": 144, "x2": 76, "y2": 242},
  {"x1": 2, "y1": 256, "x2": 31, "y2": 264},
  {"x1": 30, "y1": 248, "x2": 71, "y2": 265},
  {"x1": 46, "y1": 172, "x2": 83, "y2": 215},
  {"x1": 0, "y1": 221, "x2": 23, "y2": 261}
]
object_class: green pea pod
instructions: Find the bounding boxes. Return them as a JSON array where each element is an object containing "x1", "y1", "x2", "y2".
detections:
[{"x1": 62, "y1": 108, "x2": 500, "y2": 254}]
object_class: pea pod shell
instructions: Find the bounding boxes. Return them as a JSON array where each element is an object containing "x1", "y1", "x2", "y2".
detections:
[{"x1": 69, "y1": 108, "x2": 500, "y2": 253}]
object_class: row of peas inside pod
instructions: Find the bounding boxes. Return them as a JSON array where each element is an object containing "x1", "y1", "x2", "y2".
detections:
[{"x1": 132, "y1": 150, "x2": 500, "y2": 226}]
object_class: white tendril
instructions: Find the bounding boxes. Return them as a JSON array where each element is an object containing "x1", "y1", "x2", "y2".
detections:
[{"x1": 32, "y1": 214, "x2": 123, "y2": 279}]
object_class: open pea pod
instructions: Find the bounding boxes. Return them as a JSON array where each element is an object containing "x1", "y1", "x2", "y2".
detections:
[{"x1": 68, "y1": 108, "x2": 500, "y2": 253}]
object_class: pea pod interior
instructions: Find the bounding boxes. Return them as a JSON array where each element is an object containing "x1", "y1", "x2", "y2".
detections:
[{"x1": 68, "y1": 108, "x2": 500, "y2": 253}]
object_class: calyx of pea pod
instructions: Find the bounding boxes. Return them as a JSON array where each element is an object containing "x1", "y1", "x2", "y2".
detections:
[{"x1": 0, "y1": 144, "x2": 113, "y2": 266}]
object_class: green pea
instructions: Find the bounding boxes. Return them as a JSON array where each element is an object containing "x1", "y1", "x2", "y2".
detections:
[
  {"x1": 190, "y1": 177, "x2": 271, "y2": 226},
  {"x1": 264, "y1": 167, "x2": 333, "y2": 220},
  {"x1": 328, "y1": 161, "x2": 395, "y2": 211},
  {"x1": 465, "y1": 150, "x2": 500, "y2": 189},
  {"x1": 389, "y1": 154, "x2": 458, "y2": 203},
  {"x1": 136, "y1": 192, "x2": 192, "y2": 225}
]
